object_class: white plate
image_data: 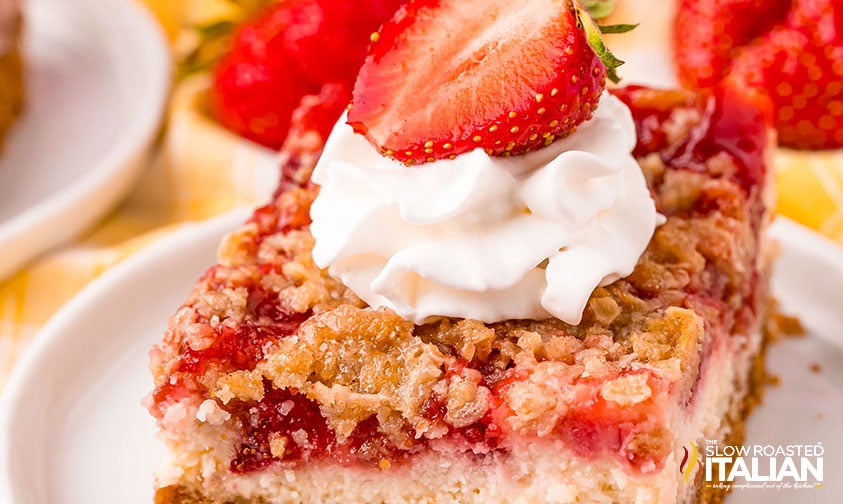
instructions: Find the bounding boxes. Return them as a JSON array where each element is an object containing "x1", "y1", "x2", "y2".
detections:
[
  {"x1": 0, "y1": 208, "x2": 250, "y2": 503},
  {"x1": 0, "y1": 0, "x2": 170, "y2": 279},
  {"x1": 0, "y1": 212, "x2": 840, "y2": 503}
]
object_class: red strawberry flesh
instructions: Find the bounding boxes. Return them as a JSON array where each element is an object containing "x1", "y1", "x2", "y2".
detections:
[
  {"x1": 211, "y1": 0, "x2": 405, "y2": 149},
  {"x1": 212, "y1": 47, "x2": 312, "y2": 149},
  {"x1": 348, "y1": 0, "x2": 609, "y2": 164}
]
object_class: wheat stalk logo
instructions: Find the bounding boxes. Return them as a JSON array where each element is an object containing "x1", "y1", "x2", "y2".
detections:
[{"x1": 680, "y1": 441, "x2": 700, "y2": 483}]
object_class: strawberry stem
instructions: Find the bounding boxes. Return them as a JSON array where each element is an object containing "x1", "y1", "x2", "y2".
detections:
[
  {"x1": 574, "y1": 1, "x2": 625, "y2": 84},
  {"x1": 580, "y1": 0, "x2": 618, "y2": 19},
  {"x1": 599, "y1": 23, "x2": 638, "y2": 34}
]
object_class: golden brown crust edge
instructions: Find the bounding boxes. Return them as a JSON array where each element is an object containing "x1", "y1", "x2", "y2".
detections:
[
  {"x1": 696, "y1": 299, "x2": 784, "y2": 504},
  {"x1": 0, "y1": 13, "x2": 24, "y2": 150},
  {"x1": 156, "y1": 486, "x2": 271, "y2": 504}
]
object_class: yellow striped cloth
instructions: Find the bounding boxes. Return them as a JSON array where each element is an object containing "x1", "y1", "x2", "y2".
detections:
[
  {"x1": 0, "y1": 0, "x2": 841, "y2": 390},
  {"x1": 0, "y1": 74, "x2": 278, "y2": 388},
  {"x1": 776, "y1": 150, "x2": 843, "y2": 241}
]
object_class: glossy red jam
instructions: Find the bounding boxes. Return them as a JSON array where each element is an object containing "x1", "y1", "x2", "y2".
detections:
[
  {"x1": 150, "y1": 86, "x2": 771, "y2": 478},
  {"x1": 613, "y1": 84, "x2": 770, "y2": 195},
  {"x1": 230, "y1": 384, "x2": 334, "y2": 472},
  {"x1": 177, "y1": 309, "x2": 310, "y2": 374},
  {"x1": 249, "y1": 194, "x2": 313, "y2": 244},
  {"x1": 228, "y1": 382, "x2": 402, "y2": 472}
]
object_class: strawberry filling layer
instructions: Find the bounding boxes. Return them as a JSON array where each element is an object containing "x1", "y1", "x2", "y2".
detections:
[
  {"x1": 223, "y1": 367, "x2": 673, "y2": 474},
  {"x1": 149, "y1": 285, "x2": 745, "y2": 477}
]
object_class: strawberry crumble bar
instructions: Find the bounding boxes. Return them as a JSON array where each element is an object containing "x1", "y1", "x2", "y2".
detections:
[{"x1": 147, "y1": 82, "x2": 775, "y2": 503}]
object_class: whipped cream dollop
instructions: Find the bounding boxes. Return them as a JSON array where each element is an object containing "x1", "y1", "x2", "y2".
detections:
[{"x1": 310, "y1": 93, "x2": 661, "y2": 325}]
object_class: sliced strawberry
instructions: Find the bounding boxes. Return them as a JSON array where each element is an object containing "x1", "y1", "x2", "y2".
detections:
[
  {"x1": 674, "y1": 0, "x2": 791, "y2": 89},
  {"x1": 347, "y1": 0, "x2": 624, "y2": 164},
  {"x1": 725, "y1": 0, "x2": 843, "y2": 149}
]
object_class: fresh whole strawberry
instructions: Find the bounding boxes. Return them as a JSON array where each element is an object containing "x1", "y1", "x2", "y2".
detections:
[
  {"x1": 213, "y1": 43, "x2": 312, "y2": 150},
  {"x1": 211, "y1": 0, "x2": 405, "y2": 149},
  {"x1": 347, "y1": 0, "x2": 627, "y2": 164},
  {"x1": 675, "y1": 0, "x2": 843, "y2": 150},
  {"x1": 727, "y1": 28, "x2": 843, "y2": 148},
  {"x1": 674, "y1": 0, "x2": 791, "y2": 89},
  {"x1": 263, "y1": 0, "x2": 405, "y2": 86}
]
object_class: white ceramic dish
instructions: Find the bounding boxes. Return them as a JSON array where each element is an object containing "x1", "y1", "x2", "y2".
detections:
[
  {"x1": 0, "y1": 208, "x2": 250, "y2": 504},
  {"x1": 0, "y1": 211, "x2": 839, "y2": 503},
  {"x1": 0, "y1": 0, "x2": 170, "y2": 279}
]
